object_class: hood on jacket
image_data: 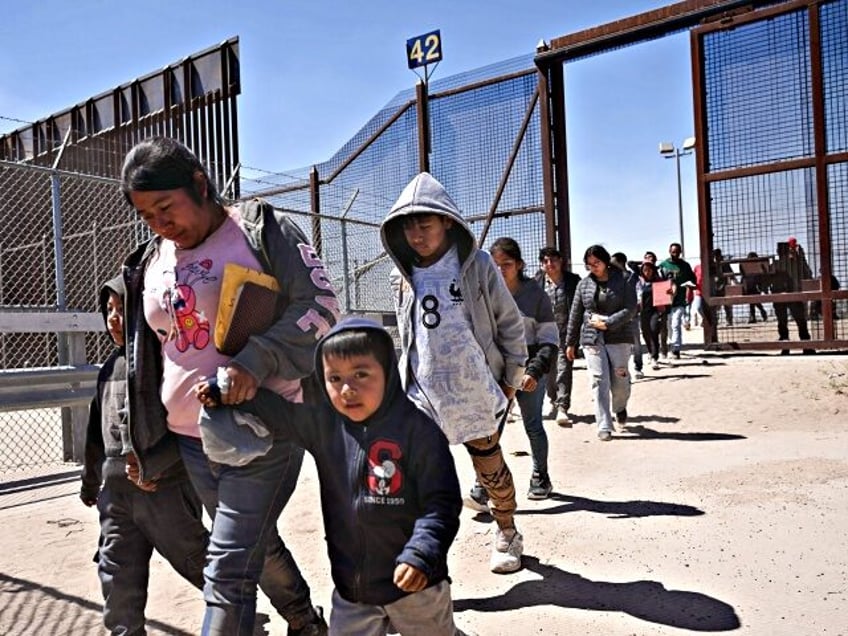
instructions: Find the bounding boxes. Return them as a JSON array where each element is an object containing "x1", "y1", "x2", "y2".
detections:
[
  {"x1": 314, "y1": 316, "x2": 401, "y2": 425},
  {"x1": 380, "y1": 172, "x2": 476, "y2": 276},
  {"x1": 99, "y1": 274, "x2": 126, "y2": 346}
]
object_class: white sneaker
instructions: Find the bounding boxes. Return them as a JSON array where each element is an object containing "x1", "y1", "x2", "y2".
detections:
[
  {"x1": 634, "y1": 370, "x2": 645, "y2": 379},
  {"x1": 556, "y1": 408, "x2": 573, "y2": 428},
  {"x1": 490, "y1": 527, "x2": 523, "y2": 573}
]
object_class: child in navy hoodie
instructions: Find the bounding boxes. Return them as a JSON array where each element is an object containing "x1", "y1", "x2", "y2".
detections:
[{"x1": 196, "y1": 318, "x2": 463, "y2": 635}]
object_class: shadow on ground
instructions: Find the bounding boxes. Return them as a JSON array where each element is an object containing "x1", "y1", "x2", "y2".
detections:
[
  {"x1": 516, "y1": 493, "x2": 704, "y2": 519},
  {"x1": 617, "y1": 425, "x2": 746, "y2": 442},
  {"x1": 454, "y1": 556, "x2": 740, "y2": 632},
  {"x1": 0, "y1": 573, "x2": 272, "y2": 635}
]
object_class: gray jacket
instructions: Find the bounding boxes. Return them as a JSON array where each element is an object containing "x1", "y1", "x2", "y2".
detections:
[{"x1": 380, "y1": 172, "x2": 527, "y2": 390}]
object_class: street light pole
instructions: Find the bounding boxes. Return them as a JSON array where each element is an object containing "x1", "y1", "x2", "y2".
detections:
[
  {"x1": 659, "y1": 137, "x2": 696, "y2": 254},
  {"x1": 674, "y1": 148, "x2": 685, "y2": 254}
]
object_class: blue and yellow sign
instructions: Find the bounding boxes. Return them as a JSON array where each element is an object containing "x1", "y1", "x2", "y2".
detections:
[{"x1": 406, "y1": 30, "x2": 442, "y2": 70}]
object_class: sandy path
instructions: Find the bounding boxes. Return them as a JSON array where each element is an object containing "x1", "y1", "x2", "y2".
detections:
[{"x1": 2, "y1": 342, "x2": 847, "y2": 635}]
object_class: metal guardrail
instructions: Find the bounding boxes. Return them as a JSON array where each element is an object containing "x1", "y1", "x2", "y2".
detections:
[
  {"x1": 0, "y1": 311, "x2": 102, "y2": 467},
  {"x1": 0, "y1": 366, "x2": 98, "y2": 411}
]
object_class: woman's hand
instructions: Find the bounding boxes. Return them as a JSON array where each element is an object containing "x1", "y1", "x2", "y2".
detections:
[
  {"x1": 218, "y1": 363, "x2": 259, "y2": 405},
  {"x1": 566, "y1": 345, "x2": 576, "y2": 362},
  {"x1": 393, "y1": 563, "x2": 428, "y2": 593},
  {"x1": 589, "y1": 314, "x2": 608, "y2": 330},
  {"x1": 519, "y1": 374, "x2": 537, "y2": 392}
]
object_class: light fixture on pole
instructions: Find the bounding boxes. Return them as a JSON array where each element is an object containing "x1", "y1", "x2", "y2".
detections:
[{"x1": 658, "y1": 136, "x2": 696, "y2": 254}]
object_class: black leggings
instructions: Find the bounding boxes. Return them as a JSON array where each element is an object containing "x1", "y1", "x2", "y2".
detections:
[{"x1": 640, "y1": 309, "x2": 666, "y2": 361}]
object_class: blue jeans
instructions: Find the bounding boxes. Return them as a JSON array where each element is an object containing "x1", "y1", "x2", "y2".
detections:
[
  {"x1": 178, "y1": 434, "x2": 312, "y2": 635},
  {"x1": 669, "y1": 305, "x2": 687, "y2": 353},
  {"x1": 97, "y1": 480, "x2": 208, "y2": 635},
  {"x1": 516, "y1": 380, "x2": 548, "y2": 477},
  {"x1": 583, "y1": 343, "x2": 632, "y2": 432}
]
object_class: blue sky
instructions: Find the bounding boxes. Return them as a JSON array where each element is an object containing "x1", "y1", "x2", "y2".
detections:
[{"x1": 0, "y1": 0, "x2": 699, "y2": 264}]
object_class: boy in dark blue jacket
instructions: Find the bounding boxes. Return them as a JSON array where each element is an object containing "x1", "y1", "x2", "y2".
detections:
[
  {"x1": 80, "y1": 275, "x2": 209, "y2": 635},
  {"x1": 197, "y1": 318, "x2": 463, "y2": 635}
]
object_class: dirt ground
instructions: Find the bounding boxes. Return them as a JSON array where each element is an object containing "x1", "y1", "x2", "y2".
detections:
[{"x1": 2, "y1": 334, "x2": 848, "y2": 635}]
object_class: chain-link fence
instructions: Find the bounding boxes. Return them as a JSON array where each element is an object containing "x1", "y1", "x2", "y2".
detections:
[
  {"x1": 240, "y1": 55, "x2": 546, "y2": 316},
  {"x1": 1, "y1": 54, "x2": 547, "y2": 473}
]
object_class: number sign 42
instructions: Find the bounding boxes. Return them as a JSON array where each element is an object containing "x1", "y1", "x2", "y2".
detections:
[{"x1": 406, "y1": 30, "x2": 442, "y2": 70}]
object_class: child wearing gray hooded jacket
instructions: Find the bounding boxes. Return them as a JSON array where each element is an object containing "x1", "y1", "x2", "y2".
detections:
[
  {"x1": 80, "y1": 274, "x2": 209, "y2": 635},
  {"x1": 380, "y1": 172, "x2": 529, "y2": 574}
]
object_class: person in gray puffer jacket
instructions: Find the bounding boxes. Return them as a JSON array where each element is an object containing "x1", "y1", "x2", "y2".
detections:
[{"x1": 565, "y1": 244, "x2": 636, "y2": 441}]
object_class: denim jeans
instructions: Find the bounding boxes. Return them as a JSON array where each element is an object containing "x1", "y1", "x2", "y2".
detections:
[
  {"x1": 582, "y1": 343, "x2": 632, "y2": 432},
  {"x1": 516, "y1": 380, "x2": 548, "y2": 477},
  {"x1": 329, "y1": 581, "x2": 457, "y2": 636},
  {"x1": 668, "y1": 305, "x2": 687, "y2": 354},
  {"x1": 97, "y1": 480, "x2": 208, "y2": 636},
  {"x1": 544, "y1": 348, "x2": 573, "y2": 411},
  {"x1": 178, "y1": 434, "x2": 312, "y2": 636}
]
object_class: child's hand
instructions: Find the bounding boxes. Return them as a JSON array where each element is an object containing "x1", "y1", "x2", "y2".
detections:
[
  {"x1": 499, "y1": 381, "x2": 516, "y2": 400},
  {"x1": 125, "y1": 452, "x2": 158, "y2": 493},
  {"x1": 194, "y1": 380, "x2": 220, "y2": 408},
  {"x1": 393, "y1": 563, "x2": 428, "y2": 593}
]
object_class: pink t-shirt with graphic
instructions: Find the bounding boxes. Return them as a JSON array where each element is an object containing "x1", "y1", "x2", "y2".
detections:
[{"x1": 143, "y1": 210, "x2": 300, "y2": 438}]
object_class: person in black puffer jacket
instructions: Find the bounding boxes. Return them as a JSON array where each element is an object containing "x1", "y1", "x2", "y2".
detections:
[{"x1": 565, "y1": 245, "x2": 636, "y2": 441}]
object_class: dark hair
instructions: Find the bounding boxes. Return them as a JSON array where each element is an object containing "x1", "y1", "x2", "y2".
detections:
[
  {"x1": 320, "y1": 328, "x2": 393, "y2": 378},
  {"x1": 611, "y1": 252, "x2": 627, "y2": 270},
  {"x1": 644, "y1": 250, "x2": 657, "y2": 261},
  {"x1": 120, "y1": 136, "x2": 222, "y2": 207},
  {"x1": 583, "y1": 244, "x2": 611, "y2": 266},
  {"x1": 641, "y1": 260, "x2": 657, "y2": 274},
  {"x1": 669, "y1": 242, "x2": 683, "y2": 252},
  {"x1": 538, "y1": 246, "x2": 562, "y2": 262},
  {"x1": 490, "y1": 236, "x2": 528, "y2": 279}
]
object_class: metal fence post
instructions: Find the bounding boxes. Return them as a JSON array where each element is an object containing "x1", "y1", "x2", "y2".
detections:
[{"x1": 51, "y1": 172, "x2": 87, "y2": 461}]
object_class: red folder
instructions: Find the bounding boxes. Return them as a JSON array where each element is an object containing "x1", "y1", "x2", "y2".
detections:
[{"x1": 652, "y1": 280, "x2": 673, "y2": 307}]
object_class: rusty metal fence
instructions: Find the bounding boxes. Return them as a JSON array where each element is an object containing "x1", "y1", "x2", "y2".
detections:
[{"x1": 693, "y1": 0, "x2": 848, "y2": 350}]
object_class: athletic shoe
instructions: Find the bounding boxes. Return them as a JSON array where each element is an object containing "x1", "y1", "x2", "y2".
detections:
[
  {"x1": 287, "y1": 606, "x2": 327, "y2": 636},
  {"x1": 556, "y1": 408, "x2": 573, "y2": 428},
  {"x1": 490, "y1": 527, "x2": 523, "y2": 573},
  {"x1": 651, "y1": 359, "x2": 661, "y2": 371},
  {"x1": 528, "y1": 473, "x2": 552, "y2": 500},
  {"x1": 463, "y1": 482, "x2": 490, "y2": 513},
  {"x1": 598, "y1": 429, "x2": 612, "y2": 441},
  {"x1": 634, "y1": 370, "x2": 645, "y2": 379},
  {"x1": 545, "y1": 405, "x2": 559, "y2": 420}
]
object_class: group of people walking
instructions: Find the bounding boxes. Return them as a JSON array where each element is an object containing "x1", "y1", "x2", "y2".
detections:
[
  {"x1": 82, "y1": 150, "x2": 638, "y2": 636},
  {"x1": 84, "y1": 139, "x2": 823, "y2": 635}
]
